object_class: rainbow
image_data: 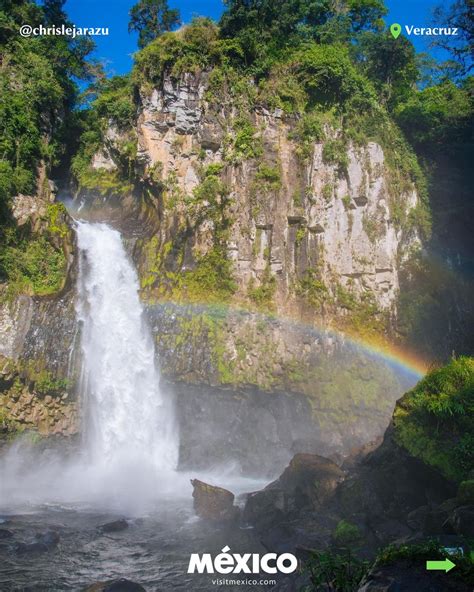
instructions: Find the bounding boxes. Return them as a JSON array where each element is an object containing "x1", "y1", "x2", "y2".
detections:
[
  {"x1": 346, "y1": 335, "x2": 429, "y2": 379},
  {"x1": 147, "y1": 300, "x2": 430, "y2": 382}
]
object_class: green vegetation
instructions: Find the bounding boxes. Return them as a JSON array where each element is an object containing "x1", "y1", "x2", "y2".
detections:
[
  {"x1": 303, "y1": 549, "x2": 369, "y2": 592},
  {"x1": 303, "y1": 538, "x2": 474, "y2": 592},
  {"x1": 92, "y1": 75, "x2": 136, "y2": 128},
  {"x1": 295, "y1": 226, "x2": 307, "y2": 245},
  {"x1": 0, "y1": 234, "x2": 66, "y2": 297},
  {"x1": 0, "y1": 0, "x2": 92, "y2": 293},
  {"x1": 133, "y1": 18, "x2": 223, "y2": 84},
  {"x1": 175, "y1": 246, "x2": 237, "y2": 303},
  {"x1": 323, "y1": 140, "x2": 349, "y2": 172},
  {"x1": 0, "y1": 407, "x2": 22, "y2": 440},
  {"x1": 393, "y1": 356, "x2": 474, "y2": 483},
  {"x1": 322, "y1": 183, "x2": 333, "y2": 202},
  {"x1": 458, "y1": 480, "x2": 474, "y2": 504},
  {"x1": 335, "y1": 284, "x2": 387, "y2": 337},
  {"x1": 333, "y1": 520, "x2": 362, "y2": 546},
  {"x1": 296, "y1": 270, "x2": 328, "y2": 309},
  {"x1": 230, "y1": 117, "x2": 263, "y2": 162},
  {"x1": 129, "y1": 0, "x2": 180, "y2": 49},
  {"x1": 137, "y1": 162, "x2": 236, "y2": 303},
  {"x1": 247, "y1": 267, "x2": 276, "y2": 311},
  {"x1": 34, "y1": 370, "x2": 69, "y2": 397},
  {"x1": 255, "y1": 164, "x2": 281, "y2": 189}
]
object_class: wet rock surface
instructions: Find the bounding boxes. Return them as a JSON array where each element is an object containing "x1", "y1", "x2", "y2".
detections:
[
  {"x1": 99, "y1": 519, "x2": 129, "y2": 534},
  {"x1": 244, "y1": 453, "x2": 344, "y2": 532},
  {"x1": 174, "y1": 380, "x2": 317, "y2": 477},
  {"x1": 191, "y1": 479, "x2": 239, "y2": 523},
  {"x1": 15, "y1": 529, "x2": 60, "y2": 554}
]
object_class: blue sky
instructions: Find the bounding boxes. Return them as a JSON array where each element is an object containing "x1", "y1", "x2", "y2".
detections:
[{"x1": 64, "y1": 0, "x2": 447, "y2": 76}]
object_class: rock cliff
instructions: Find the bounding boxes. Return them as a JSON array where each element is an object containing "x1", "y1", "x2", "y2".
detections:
[{"x1": 87, "y1": 72, "x2": 420, "y2": 324}]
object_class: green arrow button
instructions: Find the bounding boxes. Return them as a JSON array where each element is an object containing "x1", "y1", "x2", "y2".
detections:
[{"x1": 426, "y1": 558, "x2": 456, "y2": 573}]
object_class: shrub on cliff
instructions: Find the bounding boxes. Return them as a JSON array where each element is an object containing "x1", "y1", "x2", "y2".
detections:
[
  {"x1": 393, "y1": 356, "x2": 474, "y2": 483},
  {"x1": 133, "y1": 18, "x2": 222, "y2": 84}
]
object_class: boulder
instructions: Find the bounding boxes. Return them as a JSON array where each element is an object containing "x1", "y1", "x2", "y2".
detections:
[
  {"x1": 244, "y1": 488, "x2": 286, "y2": 530},
  {"x1": 445, "y1": 505, "x2": 474, "y2": 536},
  {"x1": 243, "y1": 454, "x2": 344, "y2": 531},
  {"x1": 276, "y1": 454, "x2": 345, "y2": 511},
  {"x1": 15, "y1": 529, "x2": 60, "y2": 554},
  {"x1": 99, "y1": 519, "x2": 129, "y2": 533},
  {"x1": 191, "y1": 479, "x2": 239, "y2": 522},
  {"x1": 0, "y1": 528, "x2": 13, "y2": 539}
]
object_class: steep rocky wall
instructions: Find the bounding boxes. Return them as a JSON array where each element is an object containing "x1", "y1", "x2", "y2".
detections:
[
  {"x1": 147, "y1": 303, "x2": 415, "y2": 455},
  {"x1": 91, "y1": 72, "x2": 420, "y2": 325},
  {"x1": 0, "y1": 191, "x2": 79, "y2": 438}
]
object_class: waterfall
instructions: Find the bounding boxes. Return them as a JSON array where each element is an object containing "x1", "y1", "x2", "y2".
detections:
[
  {"x1": 0, "y1": 221, "x2": 182, "y2": 510},
  {"x1": 75, "y1": 221, "x2": 178, "y2": 477}
]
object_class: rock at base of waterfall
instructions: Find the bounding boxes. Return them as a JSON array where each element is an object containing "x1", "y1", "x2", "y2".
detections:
[
  {"x1": 14, "y1": 530, "x2": 60, "y2": 554},
  {"x1": 0, "y1": 528, "x2": 13, "y2": 538},
  {"x1": 82, "y1": 579, "x2": 147, "y2": 592},
  {"x1": 244, "y1": 453, "x2": 344, "y2": 527},
  {"x1": 191, "y1": 478, "x2": 240, "y2": 523},
  {"x1": 98, "y1": 518, "x2": 129, "y2": 533}
]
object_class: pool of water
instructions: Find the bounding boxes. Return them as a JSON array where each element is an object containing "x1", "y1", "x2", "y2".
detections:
[{"x1": 0, "y1": 490, "x2": 283, "y2": 592}]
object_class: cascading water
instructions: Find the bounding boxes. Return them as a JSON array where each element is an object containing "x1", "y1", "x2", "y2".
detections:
[
  {"x1": 0, "y1": 221, "x2": 181, "y2": 511},
  {"x1": 75, "y1": 221, "x2": 178, "y2": 474}
]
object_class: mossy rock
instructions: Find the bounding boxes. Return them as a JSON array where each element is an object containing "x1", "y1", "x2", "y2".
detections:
[{"x1": 457, "y1": 480, "x2": 474, "y2": 504}]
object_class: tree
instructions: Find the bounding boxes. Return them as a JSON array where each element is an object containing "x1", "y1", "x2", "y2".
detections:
[
  {"x1": 128, "y1": 0, "x2": 180, "y2": 49},
  {"x1": 220, "y1": 0, "x2": 386, "y2": 42},
  {"x1": 432, "y1": 0, "x2": 474, "y2": 77},
  {"x1": 355, "y1": 32, "x2": 418, "y2": 108}
]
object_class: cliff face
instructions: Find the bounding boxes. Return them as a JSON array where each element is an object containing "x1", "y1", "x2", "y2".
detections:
[
  {"x1": 92, "y1": 72, "x2": 419, "y2": 323},
  {"x1": 0, "y1": 189, "x2": 79, "y2": 438}
]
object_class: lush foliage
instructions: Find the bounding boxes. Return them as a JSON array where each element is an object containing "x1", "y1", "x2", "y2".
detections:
[
  {"x1": 129, "y1": 0, "x2": 180, "y2": 49},
  {"x1": 333, "y1": 520, "x2": 362, "y2": 546},
  {"x1": 394, "y1": 356, "x2": 474, "y2": 483},
  {"x1": 0, "y1": 0, "x2": 93, "y2": 290},
  {"x1": 303, "y1": 549, "x2": 369, "y2": 592}
]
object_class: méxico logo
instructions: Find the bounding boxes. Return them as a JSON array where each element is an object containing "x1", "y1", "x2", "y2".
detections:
[{"x1": 188, "y1": 546, "x2": 298, "y2": 575}]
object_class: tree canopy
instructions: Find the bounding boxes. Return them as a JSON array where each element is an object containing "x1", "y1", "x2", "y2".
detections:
[{"x1": 128, "y1": 0, "x2": 181, "y2": 49}]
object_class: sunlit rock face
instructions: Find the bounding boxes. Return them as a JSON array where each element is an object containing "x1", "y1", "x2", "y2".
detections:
[{"x1": 126, "y1": 72, "x2": 420, "y2": 314}]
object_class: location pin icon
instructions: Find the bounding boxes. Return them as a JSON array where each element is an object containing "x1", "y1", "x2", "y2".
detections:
[{"x1": 390, "y1": 23, "x2": 402, "y2": 39}]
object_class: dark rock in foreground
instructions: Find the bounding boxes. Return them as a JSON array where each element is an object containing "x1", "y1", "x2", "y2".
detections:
[
  {"x1": 15, "y1": 529, "x2": 60, "y2": 554},
  {"x1": 244, "y1": 453, "x2": 344, "y2": 531},
  {"x1": 99, "y1": 519, "x2": 129, "y2": 533},
  {"x1": 83, "y1": 578, "x2": 147, "y2": 592},
  {"x1": 191, "y1": 478, "x2": 239, "y2": 522},
  {"x1": 0, "y1": 528, "x2": 13, "y2": 539}
]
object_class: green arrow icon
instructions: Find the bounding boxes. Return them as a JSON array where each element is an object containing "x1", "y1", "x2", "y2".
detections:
[
  {"x1": 390, "y1": 23, "x2": 402, "y2": 39},
  {"x1": 426, "y1": 558, "x2": 456, "y2": 573}
]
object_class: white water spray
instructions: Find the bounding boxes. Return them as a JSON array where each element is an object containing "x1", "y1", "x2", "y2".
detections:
[
  {"x1": 76, "y1": 221, "x2": 178, "y2": 472},
  {"x1": 0, "y1": 221, "x2": 181, "y2": 511}
]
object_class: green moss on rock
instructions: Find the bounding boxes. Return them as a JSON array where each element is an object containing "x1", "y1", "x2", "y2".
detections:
[{"x1": 393, "y1": 356, "x2": 474, "y2": 483}]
